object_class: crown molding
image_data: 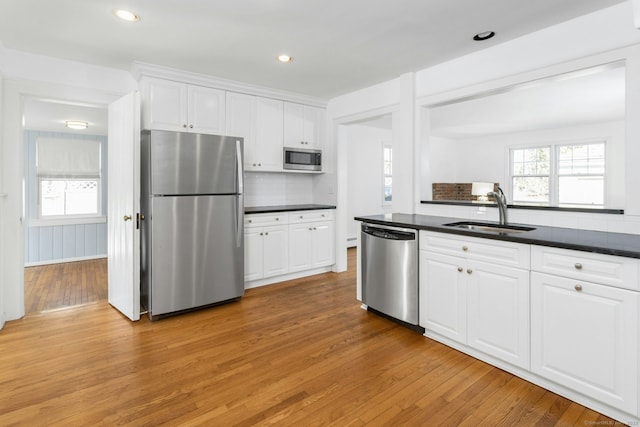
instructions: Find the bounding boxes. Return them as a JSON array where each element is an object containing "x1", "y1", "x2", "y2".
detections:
[{"x1": 131, "y1": 61, "x2": 327, "y2": 107}]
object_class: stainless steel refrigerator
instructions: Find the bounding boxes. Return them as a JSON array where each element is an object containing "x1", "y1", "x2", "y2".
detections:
[{"x1": 140, "y1": 130, "x2": 244, "y2": 320}]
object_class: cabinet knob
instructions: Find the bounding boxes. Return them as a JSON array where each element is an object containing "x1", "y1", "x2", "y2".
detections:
[
  {"x1": 258, "y1": 163, "x2": 262, "y2": 166},
  {"x1": 265, "y1": 232, "x2": 269, "y2": 236},
  {"x1": 189, "y1": 124, "x2": 194, "y2": 129},
  {"x1": 457, "y1": 267, "x2": 463, "y2": 272},
  {"x1": 322, "y1": 214, "x2": 325, "y2": 217},
  {"x1": 248, "y1": 219, "x2": 252, "y2": 223},
  {"x1": 462, "y1": 246, "x2": 468, "y2": 252},
  {"x1": 183, "y1": 124, "x2": 187, "y2": 128},
  {"x1": 299, "y1": 215, "x2": 303, "y2": 219},
  {"x1": 575, "y1": 284, "x2": 583, "y2": 291},
  {"x1": 123, "y1": 215, "x2": 132, "y2": 221},
  {"x1": 260, "y1": 232, "x2": 263, "y2": 236},
  {"x1": 313, "y1": 227, "x2": 317, "y2": 230},
  {"x1": 309, "y1": 227, "x2": 313, "y2": 231},
  {"x1": 275, "y1": 217, "x2": 279, "y2": 221},
  {"x1": 467, "y1": 269, "x2": 472, "y2": 274},
  {"x1": 253, "y1": 163, "x2": 257, "y2": 166},
  {"x1": 574, "y1": 263, "x2": 583, "y2": 270}
]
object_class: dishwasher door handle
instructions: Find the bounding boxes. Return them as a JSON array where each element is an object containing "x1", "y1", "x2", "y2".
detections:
[{"x1": 362, "y1": 224, "x2": 416, "y2": 241}]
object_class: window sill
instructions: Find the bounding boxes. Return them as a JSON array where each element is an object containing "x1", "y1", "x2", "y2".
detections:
[
  {"x1": 29, "y1": 216, "x2": 107, "y2": 227},
  {"x1": 420, "y1": 200, "x2": 624, "y2": 215}
]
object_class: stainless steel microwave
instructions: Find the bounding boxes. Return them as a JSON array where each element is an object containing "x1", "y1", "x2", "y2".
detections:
[{"x1": 283, "y1": 147, "x2": 322, "y2": 171}]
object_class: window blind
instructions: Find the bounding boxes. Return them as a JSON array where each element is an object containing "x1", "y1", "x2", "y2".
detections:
[{"x1": 36, "y1": 138, "x2": 101, "y2": 178}]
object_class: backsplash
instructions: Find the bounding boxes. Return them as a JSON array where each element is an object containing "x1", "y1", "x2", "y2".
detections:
[{"x1": 244, "y1": 172, "x2": 314, "y2": 207}]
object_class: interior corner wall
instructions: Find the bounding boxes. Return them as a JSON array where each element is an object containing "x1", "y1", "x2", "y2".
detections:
[{"x1": 346, "y1": 124, "x2": 392, "y2": 244}]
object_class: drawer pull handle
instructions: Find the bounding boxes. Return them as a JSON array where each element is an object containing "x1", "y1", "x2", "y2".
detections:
[
  {"x1": 467, "y1": 269, "x2": 472, "y2": 274},
  {"x1": 462, "y1": 246, "x2": 468, "y2": 252},
  {"x1": 574, "y1": 263, "x2": 583, "y2": 270},
  {"x1": 457, "y1": 267, "x2": 463, "y2": 272},
  {"x1": 575, "y1": 284, "x2": 583, "y2": 291}
]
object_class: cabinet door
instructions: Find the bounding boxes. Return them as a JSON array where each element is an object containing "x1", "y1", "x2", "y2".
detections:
[
  {"x1": 283, "y1": 102, "x2": 322, "y2": 149},
  {"x1": 531, "y1": 272, "x2": 638, "y2": 414},
  {"x1": 302, "y1": 105, "x2": 322, "y2": 149},
  {"x1": 289, "y1": 223, "x2": 311, "y2": 272},
  {"x1": 226, "y1": 92, "x2": 256, "y2": 169},
  {"x1": 144, "y1": 78, "x2": 187, "y2": 131},
  {"x1": 467, "y1": 261, "x2": 530, "y2": 369},
  {"x1": 244, "y1": 228, "x2": 263, "y2": 281},
  {"x1": 188, "y1": 85, "x2": 226, "y2": 135},
  {"x1": 262, "y1": 226, "x2": 289, "y2": 278},
  {"x1": 419, "y1": 251, "x2": 466, "y2": 343},
  {"x1": 310, "y1": 221, "x2": 334, "y2": 268},
  {"x1": 254, "y1": 97, "x2": 284, "y2": 171}
]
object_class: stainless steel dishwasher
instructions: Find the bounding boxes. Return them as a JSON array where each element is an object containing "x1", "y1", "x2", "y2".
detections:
[{"x1": 361, "y1": 223, "x2": 418, "y2": 325}]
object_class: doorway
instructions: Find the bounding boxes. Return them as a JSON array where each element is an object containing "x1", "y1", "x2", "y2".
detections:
[
  {"x1": 22, "y1": 97, "x2": 109, "y2": 315},
  {"x1": 343, "y1": 114, "x2": 393, "y2": 248}
]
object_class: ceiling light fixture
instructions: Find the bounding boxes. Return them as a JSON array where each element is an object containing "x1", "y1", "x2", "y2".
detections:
[
  {"x1": 277, "y1": 54, "x2": 293, "y2": 63},
  {"x1": 65, "y1": 121, "x2": 88, "y2": 130},
  {"x1": 114, "y1": 9, "x2": 140, "y2": 22},
  {"x1": 473, "y1": 31, "x2": 495, "y2": 41}
]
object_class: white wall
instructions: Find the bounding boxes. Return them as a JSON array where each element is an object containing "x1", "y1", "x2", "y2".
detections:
[
  {"x1": 414, "y1": 2, "x2": 640, "y2": 233},
  {"x1": 346, "y1": 124, "x2": 392, "y2": 245}
]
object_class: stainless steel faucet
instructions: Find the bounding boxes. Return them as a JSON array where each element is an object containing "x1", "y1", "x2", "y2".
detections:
[{"x1": 488, "y1": 187, "x2": 508, "y2": 225}]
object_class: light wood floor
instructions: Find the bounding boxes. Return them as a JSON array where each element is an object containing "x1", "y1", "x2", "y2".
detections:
[
  {"x1": 24, "y1": 258, "x2": 108, "y2": 315},
  {"x1": 2, "y1": 249, "x2": 619, "y2": 426}
]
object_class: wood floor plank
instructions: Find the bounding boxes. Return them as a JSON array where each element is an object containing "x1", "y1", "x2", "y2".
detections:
[{"x1": 2, "y1": 249, "x2": 624, "y2": 426}]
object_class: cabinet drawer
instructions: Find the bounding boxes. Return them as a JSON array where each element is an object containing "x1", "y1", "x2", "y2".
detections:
[
  {"x1": 420, "y1": 231, "x2": 530, "y2": 269},
  {"x1": 288, "y1": 210, "x2": 334, "y2": 224},
  {"x1": 531, "y1": 245, "x2": 639, "y2": 291},
  {"x1": 245, "y1": 213, "x2": 289, "y2": 228}
]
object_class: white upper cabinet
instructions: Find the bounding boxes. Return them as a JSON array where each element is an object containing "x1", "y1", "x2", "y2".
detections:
[
  {"x1": 142, "y1": 77, "x2": 225, "y2": 135},
  {"x1": 283, "y1": 102, "x2": 323, "y2": 149},
  {"x1": 226, "y1": 92, "x2": 283, "y2": 172},
  {"x1": 188, "y1": 85, "x2": 226, "y2": 134}
]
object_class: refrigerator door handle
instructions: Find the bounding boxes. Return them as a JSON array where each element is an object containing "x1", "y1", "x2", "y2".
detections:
[
  {"x1": 236, "y1": 139, "x2": 243, "y2": 194},
  {"x1": 236, "y1": 195, "x2": 244, "y2": 248}
]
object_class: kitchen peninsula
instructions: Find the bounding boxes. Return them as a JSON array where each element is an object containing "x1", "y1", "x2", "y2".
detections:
[{"x1": 356, "y1": 212, "x2": 640, "y2": 425}]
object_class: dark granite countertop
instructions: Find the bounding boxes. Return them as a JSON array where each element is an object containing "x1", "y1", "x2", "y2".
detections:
[
  {"x1": 246, "y1": 204, "x2": 336, "y2": 214},
  {"x1": 355, "y1": 213, "x2": 640, "y2": 259},
  {"x1": 421, "y1": 200, "x2": 624, "y2": 215}
]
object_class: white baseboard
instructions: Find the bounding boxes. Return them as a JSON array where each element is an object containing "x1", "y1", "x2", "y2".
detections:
[{"x1": 25, "y1": 254, "x2": 107, "y2": 267}]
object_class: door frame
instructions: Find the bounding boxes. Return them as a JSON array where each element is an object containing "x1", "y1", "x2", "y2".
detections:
[{"x1": 1, "y1": 79, "x2": 124, "y2": 324}]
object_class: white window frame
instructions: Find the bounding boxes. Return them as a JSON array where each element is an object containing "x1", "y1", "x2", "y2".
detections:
[
  {"x1": 382, "y1": 143, "x2": 392, "y2": 206},
  {"x1": 38, "y1": 177, "x2": 102, "y2": 220},
  {"x1": 508, "y1": 139, "x2": 606, "y2": 207}
]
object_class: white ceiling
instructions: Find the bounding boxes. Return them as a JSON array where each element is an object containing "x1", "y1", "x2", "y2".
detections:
[
  {"x1": 0, "y1": 0, "x2": 626, "y2": 100},
  {"x1": 23, "y1": 99, "x2": 108, "y2": 136},
  {"x1": 429, "y1": 64, "x2": 626, "y2": 138}
]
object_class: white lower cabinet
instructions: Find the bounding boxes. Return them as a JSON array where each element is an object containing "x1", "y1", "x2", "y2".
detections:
[
  {"x1": 420, "y1": 247, "x2": 530, "y2": 369},
  {"x1": 531, "y1": 271, "x2": 639, "y2": 415},
  {"x1": 244, "y1": 225, "x2": 288, "y2": 281},
  {"x1": 419, "y1": 230, "x2": 640, "y2": 422},
  {"x1": 245, "y1": 210, "x2": 334, "y2": 286},
  {"x1": 289, "y1": 221, "x2": 334, "y2": 272}
]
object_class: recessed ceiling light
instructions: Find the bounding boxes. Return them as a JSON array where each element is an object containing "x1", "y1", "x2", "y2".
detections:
[
  {"x1": 277, "y1": 54, "x2": 293, "y2": 63},
  {"x1": 65, "y1": 121, "x2": 88, "y2": 130},
  {"x1": 473, "y1": 31, "x2": 495, "y2": 41},
  {"x1": 114, "y1": 9, "x2": 140, "y2": 22}
]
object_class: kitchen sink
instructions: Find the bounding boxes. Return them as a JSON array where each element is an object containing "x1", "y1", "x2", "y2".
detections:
[{"x1": 443, "y1": 221, "x2": 536, "y2": 234}]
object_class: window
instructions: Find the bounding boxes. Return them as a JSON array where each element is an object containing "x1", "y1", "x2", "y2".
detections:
[
  {"x1": 510, "y1": 142, "x2": 605, "y2": 207},
  {"x1": 36, "y1": 138, "x2": 102, "y2": 218},
  {"x1": 383, "y1": 145, "x2": 392, "y2": 204}
]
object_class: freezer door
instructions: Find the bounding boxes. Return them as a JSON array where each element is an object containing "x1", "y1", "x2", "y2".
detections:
[
  {"x1": 150, "y1": 195, "x2": 244, "y2": 316},
  {"x1": 149, "y1": 130, "x2": 243, "y2": 195}
]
